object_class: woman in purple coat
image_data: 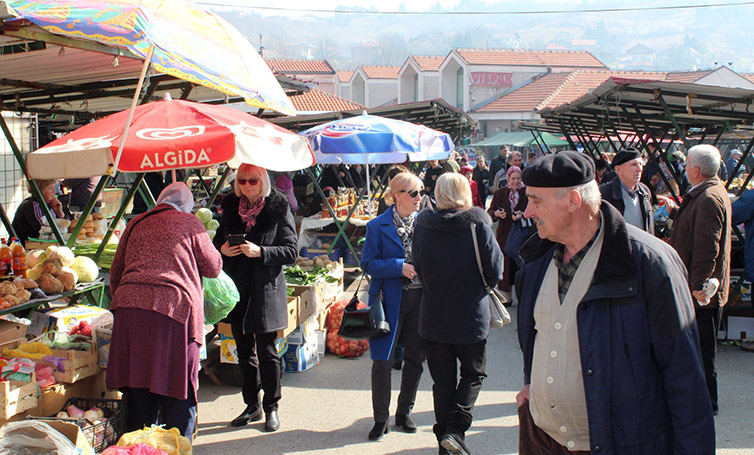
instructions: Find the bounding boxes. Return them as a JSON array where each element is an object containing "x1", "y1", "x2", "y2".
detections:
[{"x1": 107, "y1": 183, "x2": 223, "y2": 441}]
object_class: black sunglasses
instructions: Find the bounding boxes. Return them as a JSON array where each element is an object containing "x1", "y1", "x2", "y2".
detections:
[
  {"x1": 399, "y1": 189, "x2": 421, "y2": 198},
  {"x1": 237, "y1": 178, "x2": 260, "y2": 186}
]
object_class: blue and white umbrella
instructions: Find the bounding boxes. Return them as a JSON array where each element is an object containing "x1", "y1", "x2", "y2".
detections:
[{"x1": 299, "y1": 113, "x2": 454, "y2": 216}]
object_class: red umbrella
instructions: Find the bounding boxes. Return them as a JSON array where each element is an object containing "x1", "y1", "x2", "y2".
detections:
[{"x1": 26, "y1": 97, "x2": 313, "y2": 179}]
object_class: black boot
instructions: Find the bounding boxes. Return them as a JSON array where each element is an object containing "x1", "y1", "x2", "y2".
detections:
[
  {"x1": 395, "y1": 414, "x2": 417, "y2": 433},
  {"x1": 230, "y1": 406, "x2": 263, "y2": 427},
  {"x1": 368, "y1": 420, "x2": 390, "y2": 441},
  {"x1": 265, "y1": 410, "x2": 280, "y2": 432},
  {"x1": 441, "y1": 433, "x2": 471, "y2": 455}
]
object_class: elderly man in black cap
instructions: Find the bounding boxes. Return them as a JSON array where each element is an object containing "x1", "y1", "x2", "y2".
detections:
[
  {"x1": 514, "y1": 151, "x2": 715, "y2": 455},
  {"x1": 599, "y1": 148, "x2": 654, "y2": 234}
]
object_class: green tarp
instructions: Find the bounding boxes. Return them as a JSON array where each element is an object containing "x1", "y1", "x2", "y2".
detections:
[{"x1": 470, "y1": 131, "x2": 568, "y2": 148}]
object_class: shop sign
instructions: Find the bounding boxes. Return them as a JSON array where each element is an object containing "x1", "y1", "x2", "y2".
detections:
[{"x1": 470, "y1": 72, "x2": 513, "y2": 87}]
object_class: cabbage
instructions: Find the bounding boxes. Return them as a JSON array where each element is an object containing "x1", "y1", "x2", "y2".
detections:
[
  {"x1": 206, "y1": 230, "x2": 216, "y2": 240},
  {"x1": 71, "y1": 256, "x2": 99, "y2": 283},
  {"x1": 206, "y1": 219, "x2": 219, "y2": 231},
  {"x1": 195, "y1": 208, "x2": 213, "y2": 225},
  {"x1": 46, "y1": 245, "x2": 75, "y2": 267},
  {"x1": 26, "y1": 263, "x2": 45, "y2": 281}
]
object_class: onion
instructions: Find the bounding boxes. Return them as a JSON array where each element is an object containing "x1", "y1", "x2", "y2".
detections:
[
  {"x1": 83, "y1": 410, "x2": 100, "y2": 423},
  {"x1": 56, "y1": 411, "x2": 69, "y2": 418},
  {"x1": 66, "y1": 405, "x2": 85, "y2": 419}
]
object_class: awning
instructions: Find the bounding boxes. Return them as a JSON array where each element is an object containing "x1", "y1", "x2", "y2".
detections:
[{"x1": 470, "y1": 131, "x2": 568, "y2": 147}]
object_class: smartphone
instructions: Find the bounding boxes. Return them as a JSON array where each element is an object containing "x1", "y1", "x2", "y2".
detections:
[{"x1": 226, "y1": 233, "x2": 247, "y2": 246}]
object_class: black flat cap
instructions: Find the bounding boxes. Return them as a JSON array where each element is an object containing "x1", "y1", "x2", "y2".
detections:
[
  {"x1": 521, "y1": 151, "x2": 594, "y2": 188},
  {"x1": 611, "y1": 148, "x2": 643, "y2": 167}
]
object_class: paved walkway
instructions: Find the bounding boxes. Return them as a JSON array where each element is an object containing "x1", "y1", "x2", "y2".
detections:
[{"x1": 193, "y1": 305, "x2": 754, "y2": 454}]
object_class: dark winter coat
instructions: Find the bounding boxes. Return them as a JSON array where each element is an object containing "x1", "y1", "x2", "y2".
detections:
[
  {"x1": 669, "y1": 177, "x2": 731, "y2": 308},
  {"x1": 214, "y1": 188, "x2": 297, "y2": 334},
  {"x1": 732, "y1": 188, "x2": 754, "y2": 282},
  {"x1": 599, "y1": 177, "x2": 655, "y2": 235},
  {"x1": 516, "y1": 202, "x2": 715, "y2": 455},
  {"x1": 413, "y1": 207, "x2": 503, "y2": 344}
]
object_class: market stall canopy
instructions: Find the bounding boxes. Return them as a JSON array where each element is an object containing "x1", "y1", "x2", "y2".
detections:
[
  {"x1": 299, "y1": 113, "x2": 454, "y2": 165},
  {"x1": 0, "y1": 0, "x2": 296, "y2": 119},
  {"x1": 270, "y1": 99, "x2": 474, "y2": 144},
  {"x1": 470, "y1": 131, "x2": 568, "y2": 148},
  {"x1": 26, "y1": 97, "x2": 314, "y2": 179}
]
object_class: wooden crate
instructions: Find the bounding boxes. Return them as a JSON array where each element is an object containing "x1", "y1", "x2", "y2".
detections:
[
  {"x1": 50, "y1": 344, "x2": 100, "y2": 384},
  {"x1": 0, "y1": 372, "x2": 37, "y2": 420}
]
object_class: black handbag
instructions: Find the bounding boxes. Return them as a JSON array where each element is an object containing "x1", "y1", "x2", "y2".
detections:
[
  {"x1": 337, "y1": 264, "x2": 390, "y2": 341},
  {"x1": 503, "y1": 219, "x2": 535, "y2": 259}
]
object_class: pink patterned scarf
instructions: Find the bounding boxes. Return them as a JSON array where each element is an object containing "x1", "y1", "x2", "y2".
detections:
[
  {"x1": 507, "y1": 166, "x2": 522, "y2": 209},
  {"x1": 239, "y1": 196, "x2": 266, "y2": 230}
]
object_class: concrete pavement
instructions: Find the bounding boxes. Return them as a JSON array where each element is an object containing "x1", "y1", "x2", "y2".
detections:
[{"x1": 193, "y1": 304, "x2": 754, "y2": 455}]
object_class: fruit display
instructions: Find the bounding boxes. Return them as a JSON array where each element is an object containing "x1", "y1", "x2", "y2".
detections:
[
  {"x1": 324, "y1": 299, "x2": 369, "y2": 358},
  {"x1": 194, "y1": 207, "x2": 219, "y2": 240},
  {"x1": 321, "y1": 187, "x2": 378, "y2": 220},
  {"x1": 728, "y1": 176, "x2": 754, "y2": 191}
]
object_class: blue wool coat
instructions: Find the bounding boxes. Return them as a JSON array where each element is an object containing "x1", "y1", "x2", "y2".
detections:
[
  {"x1": 361, "y1": 206, "x2": 407, "y2": 361},
  {"x1": 733, "y1": 188, "x2": 754, "y2": 282}
]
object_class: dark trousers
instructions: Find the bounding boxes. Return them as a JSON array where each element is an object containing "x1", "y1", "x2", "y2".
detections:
[
  {"x1": 424, "y1": 338, "x2": 487, "y2": 442},
  {"x1": 371, "y1": 287, "x2": 424, "y2": 422},
  {"x1": 124, "y1": 387, "x2": 197, "y2": 443},
  {"x1": 696, "y1": 307, "x2": 721, "y2": 411},
  {"x1": 517, "y1": 398, "x2": 590, "y2": 455},
  {"x1": 230, "y1": 320, "x2": 282, "y2": 413}
]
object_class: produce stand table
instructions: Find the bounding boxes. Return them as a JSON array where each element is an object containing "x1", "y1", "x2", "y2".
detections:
[{"x1": 0, "y1": 280, "x2": 106, "y2": 318}]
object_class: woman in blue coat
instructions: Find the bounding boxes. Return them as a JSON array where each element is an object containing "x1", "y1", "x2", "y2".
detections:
[{"x1": 362, "y1": 172, "x2": 426, "y2": 441}]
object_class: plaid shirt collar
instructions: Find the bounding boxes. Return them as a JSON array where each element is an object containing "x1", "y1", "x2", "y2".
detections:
[{"x1": 552, "y1": 219, "x2": 602, "y2": 303}]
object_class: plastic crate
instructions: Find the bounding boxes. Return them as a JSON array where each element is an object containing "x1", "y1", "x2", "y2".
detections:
[{"x1": 45, "y1": 397, "x2": 124, "y2": 453}]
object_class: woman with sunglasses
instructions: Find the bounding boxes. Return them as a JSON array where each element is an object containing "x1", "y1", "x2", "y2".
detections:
[
  {"x1": 361, "y1": 172, "x2": 427, "y2": 441},
  {"x1": 213, "y1": 164, "x2": 297, "y2": 432}
]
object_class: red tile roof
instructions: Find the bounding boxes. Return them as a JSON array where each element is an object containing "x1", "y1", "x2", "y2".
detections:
[
  {"x1": 336, "y1": 70, "x2": 354, "y2": 82},
  {"x1": 411, "y1": 56, "x2": 444, "y2": 71},
  {"x1": 360, "y1": 65, "x2": 400, "y2": 79},
  {"x1": 455, "y1": 49, "x2": 606, "y2": 68},
  {"x1": 539, "y1": 70, "x2": 668, "y2": 111},
  {"x1": 289, "y1": 87, "x2": 364, "y2": 112},
  {"x1": 664, "y1": 70, "x2": 712, "y2": 83},
  {"x1": 474, "y1": 73, "x2": 572, "y2": 113},
  {"x1": 266, "y1": 59, "x2": 334, "y2": 74}
]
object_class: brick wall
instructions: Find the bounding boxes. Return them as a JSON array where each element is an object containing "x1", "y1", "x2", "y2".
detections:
[{"x1": 423, "y1": 75, "x2": 440, "y2": 100}]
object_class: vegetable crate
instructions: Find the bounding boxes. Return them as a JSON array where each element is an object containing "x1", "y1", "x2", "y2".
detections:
[
  {"x1": 0, "y1": 372, "x2": 38, "y2": 420},
  {"x1": 50, "y1": 343, "x2": 100, "y2": 384},
  {"x1": 299, "y1": 247, "x2": 341, "y2": 262},
  {"x1": 44, "y1": 397, "x2": 124, "y2": 453}
]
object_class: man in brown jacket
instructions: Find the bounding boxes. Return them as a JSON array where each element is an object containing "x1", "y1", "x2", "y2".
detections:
[{"x1": 667, "y1": 144, "x2": 731, "y2": 415}]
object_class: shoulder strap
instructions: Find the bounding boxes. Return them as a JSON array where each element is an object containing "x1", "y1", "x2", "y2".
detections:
[{"x1": 470, "y1": 223, "x2": 490, "y2": 288}]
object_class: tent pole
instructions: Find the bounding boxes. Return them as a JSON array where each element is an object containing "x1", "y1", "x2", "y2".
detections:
[
  {"x1": 66, "y1": 176, "x2": 110, "y2": 248},
  {"x1": 93, "y1": 173, "x2": 146, "y2": 261},
  {"x1": 112, "y1": 46, "x2": 154, "y2": 176}
]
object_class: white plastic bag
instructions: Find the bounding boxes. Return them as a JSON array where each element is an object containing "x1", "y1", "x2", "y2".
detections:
[{"x1": 0, "y1": 421, "x2": 78, "y2": 455}]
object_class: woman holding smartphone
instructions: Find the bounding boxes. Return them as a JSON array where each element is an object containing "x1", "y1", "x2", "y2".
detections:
[
  {"x1": 213, "y1": 164, "x2": 297, "y2": 432},
  {"x1": 487, "y1": 166, "x2": 528, "y2": 301}
]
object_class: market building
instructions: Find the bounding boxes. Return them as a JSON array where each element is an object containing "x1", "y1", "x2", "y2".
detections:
[
  {"x1": 347, "y1": 65, "x2": 400, "y2": 108},
  {"x1": 397, "y1": 56, "x2": 444, "y2": 104},
  {"x1": 265, "y1": 59, "x2": 338, "y2": 95}
]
